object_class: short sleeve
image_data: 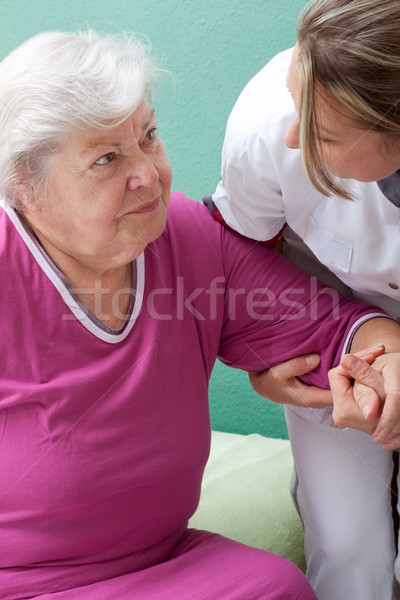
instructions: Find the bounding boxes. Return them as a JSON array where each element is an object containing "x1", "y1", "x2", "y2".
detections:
[
  {"x1": 213, "y1": 132, "x2": 286, "y2": 242},
  {"x1": 212, "y1": 49, "x2": 296, "y2": 243},
  {"x1": 216, "y1": 226, "x2": 384, "y2": 389}
]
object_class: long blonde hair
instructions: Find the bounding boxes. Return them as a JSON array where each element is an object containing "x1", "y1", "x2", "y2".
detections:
[{"x1": 297, "y1": 0, "x2": 400, "y2": 197}]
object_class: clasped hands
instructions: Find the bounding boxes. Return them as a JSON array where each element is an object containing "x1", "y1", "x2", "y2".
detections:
[{"x1": 249, "y1": 345, "x2": 400, "y2": 450}]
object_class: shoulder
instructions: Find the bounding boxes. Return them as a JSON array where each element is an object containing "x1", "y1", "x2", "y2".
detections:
[
  {"x1": 220, "y1": 48, "x2": 299, "y2": 188},
  {"x1": 161, "y1": 191, "x2": 224, "y2": 254},
  {"x1": 238, "y1": 48, "x2": 293, "y2": 107},
  {"x1": 166, "y1": 191, "x2": 221, "y2": 232},
  {"x1": 167, "y1": 191, "x2": 217, "y2": 229},
  {"x1": 225, "y1": 49, "x2": 294, "y2": 145},
  {"x1": 159, "y1": 191, "x2": 271, "y2": 267}
]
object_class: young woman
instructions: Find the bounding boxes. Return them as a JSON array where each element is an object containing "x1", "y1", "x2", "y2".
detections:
[{"x1": 208, "y1": 0, "x2": 400, "y2": 598}]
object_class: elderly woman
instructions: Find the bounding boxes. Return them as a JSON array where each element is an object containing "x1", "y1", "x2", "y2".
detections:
[{"x1": 0, "y1": 29, "x2": 399, "y2": 600}]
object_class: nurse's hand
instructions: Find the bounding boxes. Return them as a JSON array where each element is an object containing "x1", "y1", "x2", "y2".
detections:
[
  {"x1": 329, "y1": 353, "x2": 383, "y2": 435},
  {"x1": 249, "y1": 354, "x2": 333, "y2": 408},
  {"x1": 329, "y1": 349, "x2": 400, "y2": 450},
  {"x1": 249, "y1": 346, "x2": 386, "y2": 410}
]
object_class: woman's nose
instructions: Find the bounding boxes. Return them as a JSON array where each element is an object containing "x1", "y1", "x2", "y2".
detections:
[
  {"x1": 127, "y1": 153, "x2": 159, "y2": 190},
  {"x1": 284, "y1": 114, "x2": 301, "y2": 149}
]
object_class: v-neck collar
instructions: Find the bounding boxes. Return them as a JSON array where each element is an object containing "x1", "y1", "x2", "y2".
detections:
[{"x1": 5, "y1": 205, "x2": 145, "y2": 344}]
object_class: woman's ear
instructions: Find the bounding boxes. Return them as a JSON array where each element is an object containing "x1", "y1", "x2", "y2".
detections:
[{"x1": 10, "y1": 181, "x2": 39, "y2": 212}]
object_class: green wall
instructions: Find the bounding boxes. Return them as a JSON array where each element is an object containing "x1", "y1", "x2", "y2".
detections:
[{"x1": 0, "y1": 0, "x2": 308, "y2": 438}]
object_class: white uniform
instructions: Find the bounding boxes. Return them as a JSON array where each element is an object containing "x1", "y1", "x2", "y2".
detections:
[{"x1": 213, "y1": 48, "x2": 400, "y2": 600}]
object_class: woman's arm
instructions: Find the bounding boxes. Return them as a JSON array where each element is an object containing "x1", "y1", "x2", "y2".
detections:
[
  {"x1": 250, "y1": 316, "x2": 400, "y2": 448},
  {"x1": 248, "y1": 346, "x2": 385, "y2": 409}
]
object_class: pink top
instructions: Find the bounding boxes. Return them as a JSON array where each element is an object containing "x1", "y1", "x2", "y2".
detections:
[{"x1": 0, "y1": 192, "x2": 382, "y2": 599}]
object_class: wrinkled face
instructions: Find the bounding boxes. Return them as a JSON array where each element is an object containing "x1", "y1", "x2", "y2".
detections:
[
  {"x1": 22, "y1": 101, "x2": 173, "y2": 272},
  {"x1": 285, "y1": 43, "x2": 400, "y2": 182}
]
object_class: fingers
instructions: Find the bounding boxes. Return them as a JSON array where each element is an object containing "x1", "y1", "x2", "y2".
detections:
[
  {"x1": 340, "y1": 354, "x2": 385, "y2": 420},
  {"x1": 333, "y1": 350, "x2": 400, "y2": 449},
  {"x1": 249, "y1": 354, "x2": 321, "y2": 398},
  {"x1": 373, "y1": 391, "x2": 400, "y2": 448},
  {"x1": 328, "y1": 360, "x2": 379, "y2": 434},
  {"x1": 352, "y1": 382, "x2": 381, "y2": 420},
  {"x1": 249, "y1": 354, "x2": 332, "y2": 408},
  {"x1": 353, "y1": 344, "x2": 385, "y2": 363},
  {"x1": 377, "y1": 428, "x2": 400, "y2": 450},
  {"x1": 372, "y1": 359, "x2": 400, "y2": 448},
  {"x1": 269, "y1": 354, "x2": 322, "y2": 379},
  {"x1": 251, "y1": 350, "x2": 381, "y2": 391}
]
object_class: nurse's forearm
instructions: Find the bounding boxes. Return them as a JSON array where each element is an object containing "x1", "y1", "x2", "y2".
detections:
[{"x1": 350, "y1": 316, "x2": 400, "y2": 354}]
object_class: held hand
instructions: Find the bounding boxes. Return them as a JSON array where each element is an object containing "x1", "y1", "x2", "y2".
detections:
[
  {"x1": 249, "y1": 354, "x2": 332, "y2": 408},
  {"x1": 249, "y1": 346, "x2": 386, "y2": 409},
  {"x1": 329, "y1": 346, "x2": 400, "y2": 449},
  {"x1": 328, "y1": 350, "x2": 384, "y2": 436},
  {"x1": 369, "y1": 351, "x2": 400, "y2": 449}
]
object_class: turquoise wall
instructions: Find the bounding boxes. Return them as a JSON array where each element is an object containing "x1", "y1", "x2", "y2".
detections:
[{"x1": 0, "y1": 0, "x2": 308, "y2": 438}]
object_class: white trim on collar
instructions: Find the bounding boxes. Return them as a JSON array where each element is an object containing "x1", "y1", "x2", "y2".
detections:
[{"x1": 5, "y1": 205, "x2": 145, "y2": 344}]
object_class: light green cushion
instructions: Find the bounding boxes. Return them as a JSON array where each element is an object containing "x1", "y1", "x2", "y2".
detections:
[{"x1": 189, "y1": 430, "x2": 306, "y2": 572}]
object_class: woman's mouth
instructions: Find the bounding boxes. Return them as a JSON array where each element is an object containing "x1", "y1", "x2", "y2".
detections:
[{"x1": 126, "y1": 197, "x2": 161, "y2": 214}]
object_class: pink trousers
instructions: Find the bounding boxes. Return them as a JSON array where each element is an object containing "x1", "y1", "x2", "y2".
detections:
[{"x1": 32, "y1": 529, "x2": 317, "y2": 600}]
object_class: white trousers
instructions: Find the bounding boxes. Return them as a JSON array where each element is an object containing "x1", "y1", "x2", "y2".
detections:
[{"x1": 285, "y1": 405, "x2": 399, "y2": 600}]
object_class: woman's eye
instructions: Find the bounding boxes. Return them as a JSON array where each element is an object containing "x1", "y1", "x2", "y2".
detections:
[
  {"x1": 144, "y1": 128, "x2": 157, "y2": 143},
  {"x1": 95, "y1": 152, "x2": 115, "y2": 165},
  {"x1": 318, "y1": 137, "x2": 338, "y2": 145}
]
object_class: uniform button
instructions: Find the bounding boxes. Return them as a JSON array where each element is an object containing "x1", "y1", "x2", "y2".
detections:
[{"x1": 389, "y1": 282, "x2": 399, "y2": 290}]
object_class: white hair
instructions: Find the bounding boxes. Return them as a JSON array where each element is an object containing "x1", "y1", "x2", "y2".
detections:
[{"x1": 0, "y1": 29, "x2": 158, "y2": 208}]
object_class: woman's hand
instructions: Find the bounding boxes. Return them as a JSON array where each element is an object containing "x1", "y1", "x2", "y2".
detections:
[
  {"x1": 329, "y1": 348, "x2": 400, "y2": 450},
  {"x1": 249, "y1": 354, "x2": 333, "y2": 408},
  {"x1": 328, "y1": 352, "x2": 384, "y2": 435},
  {"x1": 371, "y1": 352, "x2": 400, "y2": 448},
  {"x1": 249, "y1": 346, "x2": 387, "y2": 410}
]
